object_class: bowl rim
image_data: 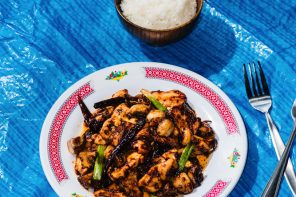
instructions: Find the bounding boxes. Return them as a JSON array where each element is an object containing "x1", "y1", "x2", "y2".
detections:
[{"x1": 115, "y1": 0, "x2": 203, "y2": 32}]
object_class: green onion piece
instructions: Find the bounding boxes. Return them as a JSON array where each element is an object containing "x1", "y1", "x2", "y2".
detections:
[
  {"x1": 93, "y1": 145, "x2": 106, "y2": 180},
  {"x1": 150, "y1": 194, "x2": 156, "y2": 197},
  {"x1": 141, "y1": 89, "x2": 166, "y2": 111},
  {"x1": 178, "y1": 143, "x2": 195, "y2": 171}
]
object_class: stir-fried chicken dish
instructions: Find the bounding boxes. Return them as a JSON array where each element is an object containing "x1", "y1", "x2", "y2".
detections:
[{"x1": 67, "y1": 89, "x2": 217, "y2": 196}]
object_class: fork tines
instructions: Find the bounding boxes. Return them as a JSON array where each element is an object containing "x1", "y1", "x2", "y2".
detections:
[{"x1": 243, "y1": 61, "x2": 270, "y2": 99}]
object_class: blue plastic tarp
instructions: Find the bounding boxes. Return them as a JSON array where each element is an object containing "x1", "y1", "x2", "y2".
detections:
[{"x1": 0, "y1": 0, "x2": 295, "y2": 196}]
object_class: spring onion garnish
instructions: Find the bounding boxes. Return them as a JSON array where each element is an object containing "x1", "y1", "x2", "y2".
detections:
[
  {"x1": 141, "y1": 89, "x2": 166, "y2": 111},
  {"x1": 93, "y1": 145, "x2": 106, "y2": 180},
  {"x1": 178, "y1": 143, "x2": 195, "y2": 171}
]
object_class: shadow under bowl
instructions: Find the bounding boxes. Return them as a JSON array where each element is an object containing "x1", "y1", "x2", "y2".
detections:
[{"x1": 115, "y1": 0, "x2": 204, "y2": 46}]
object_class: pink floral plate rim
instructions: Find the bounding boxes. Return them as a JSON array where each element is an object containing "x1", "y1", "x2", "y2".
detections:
[{"x1": 40, "y1": 62, "x2": 247, "y2": 197}]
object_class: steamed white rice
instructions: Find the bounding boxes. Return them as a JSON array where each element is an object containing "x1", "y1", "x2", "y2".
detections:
[{"x1": 120, "y1": 0, "x2": 197, "y2": 30}]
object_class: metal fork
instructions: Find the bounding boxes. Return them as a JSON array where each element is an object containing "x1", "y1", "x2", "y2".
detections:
[
  {"x1": 262, "y1": 100, "x2": 296, "y2": 197},
  {"x1": 243, "y1": 61, "x2": 296, "y2": 195}
]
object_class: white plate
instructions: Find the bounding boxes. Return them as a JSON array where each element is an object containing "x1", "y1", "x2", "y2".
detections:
[{"x1": 40, "y1": 62, "x2": 247, "y2": 197}]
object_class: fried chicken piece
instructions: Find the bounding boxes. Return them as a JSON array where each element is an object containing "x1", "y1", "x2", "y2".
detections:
[
  {"x1": 152, "y1": 134, "x2": 179, "y2": 148},
  {"x1": 126, "y1": 152, "x2": 145, "y2": 168},
  {"x1": 94, "y1": 189, "x2": 127, "y2": 197},
  {"x1": 196, "y1": 121, "x2": 215, "y2": 139},
  {"x1": 67, "y1": 135, "x2": 85, "y2": 154},
  {"x1": 138, "y1": 150, "x2": 177, "y2": 192},
  {"x1": 172, "y1": 172, "x2": 193, "y2": 194},
  {"x1": 142, "y1": 192, "x2": 150, "y2": 197},
  {"x1": 92, "y1": 133, "x2": 107, "y2": 145},
  {"x1": 129, "y1": 94, "x2": 151, "y2": 105},
  {"x1": 128, "y1": 104, "x2": 150, "y2": 117},
  {"x1": 151, "y1": 90, "x2": 186, "y2": 109},
  {"x1": 110, "y1": 152, "x2": 144, "y2": 180},
  {"x1": 100, "y1": 103, "x2": 132, "y2": 145},
  {"x1": 135, "y1": 128, "x2": 151, "y2": 140},
  {"x1": 75, "y1": 151, "x2": 96, "y2": 175},
  {"x1": 157, "y1": 158, "x2": 175, "y2": 181},
  {"x1": 156, "y1": 119, "x2": 174, "y2": 137},
  {"x1": 110, "y1": 165, "x2": 129, "y2": 180},
  {"x1": 155, "y1": 183, "x2": 178, "y2": 197},
  {"x1": 119, "y1": 171, "x2": 142, "y2": 197},
  {"x1": 153, "y1": 149, "x2": 178, "y2": 167},
  {"x1": 132, "y1": 140, "x2": 150, "y2": 155},
  {"x1": 109, "y1": 127, "x2": 125, "y2": 147},
  {"x1": 78, "y1": 172, "x2": 93, "y2": 189},
  {"x1": 104, "y1": 145, "x2": 115, "y2": 159},
  {"x1": 146, "y1": 110, "x2": 165, "y2": 124},
  {"x1": 186, "y1": 161, "x2": 204, "y2": 187},
  {"x1": 92, "y1": 106, "x2": 115, "y2": 122},
  {"x1": 138, "y1": 168, "x2": 162, "y2": 193},
  {"x1": 112, "y1": 89, "x2": 129, "y2": 98},
  {"x1": 191, "y1": 135, "x2": 217, "y2": 155},
  {"x1": 111, "y1": 103, "x2": 130, "y2": 119},
  {"x1": 171, "y1": 107, "x2": 192, "y2": 145}
]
